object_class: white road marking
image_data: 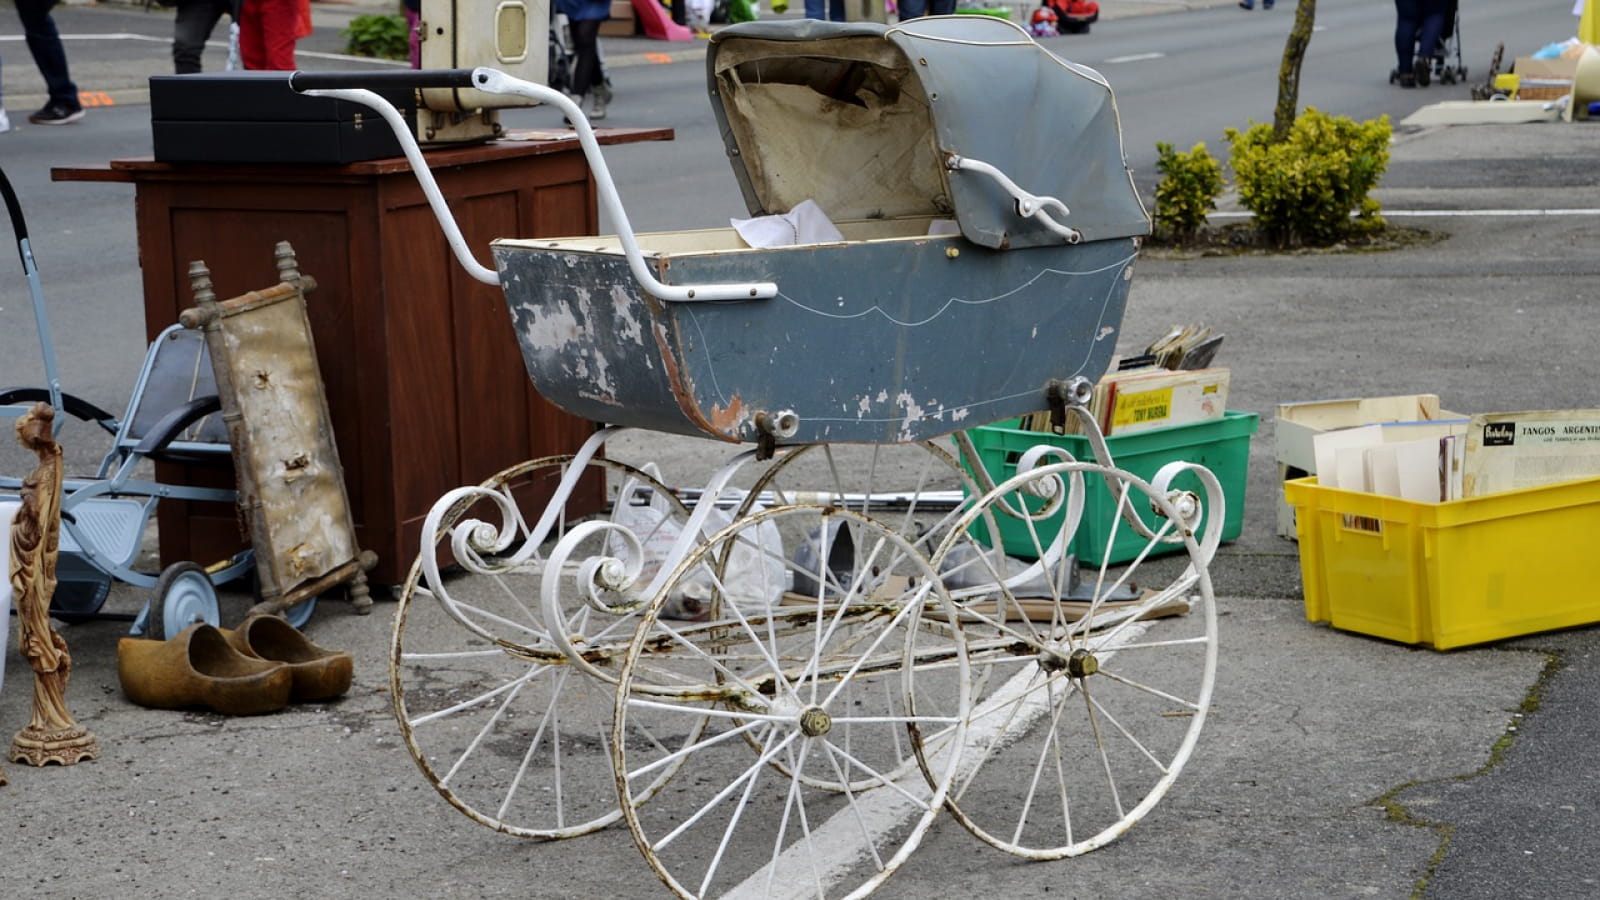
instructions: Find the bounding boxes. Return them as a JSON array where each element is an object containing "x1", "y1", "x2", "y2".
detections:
[
  {"x1": 0, "y1": 32, "x2": 404, "y2": 66},
  {"x1": 1209, "y1": 208, "x2": 1600, "y2": 218},
  {"x1": 1104, "y1": 52, "x2": 1166, "y2": 64}
]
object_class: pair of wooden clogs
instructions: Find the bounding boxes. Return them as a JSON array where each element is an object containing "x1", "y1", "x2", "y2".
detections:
[{"x1": 117, "y1": 616, "x2": 353, "y2": 716}]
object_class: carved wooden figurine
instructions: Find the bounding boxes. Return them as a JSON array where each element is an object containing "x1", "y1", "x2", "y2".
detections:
[{"x1": 10, "y1": 403, "x2": 99, "y2": 767}]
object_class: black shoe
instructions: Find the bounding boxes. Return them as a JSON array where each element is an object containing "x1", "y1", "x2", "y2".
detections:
[
  {"x1": 28, "y1": 101, "x2": 85, "y2": 126},
  {"x1": 1238, "y1": 1, "x2": 1253, "y2": 7},
  {"x1": 1413, "y1": 58, "x2": 1430, "y2": 87},
  {"x1": 1397, "y1": 71, "x2": 1416, "y2": 88}
]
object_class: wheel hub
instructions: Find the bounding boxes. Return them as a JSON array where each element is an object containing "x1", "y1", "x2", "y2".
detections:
[
  {"x1": 1039, "y1": 646, "x2": 1099, "y2": 678},
  {"x1": 799, "y1": 706, "x2": 832, "y2": 737},
  {"x1": 1067, "y1": 648, "x2": 1099, "y2": 678}
]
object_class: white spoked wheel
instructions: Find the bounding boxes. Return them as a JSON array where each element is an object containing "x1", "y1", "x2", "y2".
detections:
[
  {"x1": 721, "y1": 442, "x2": 1002, "y2": 791},
  {"x1": 612, "y1": 506, "x2": 969, "y2": 900},
  {"x1": 924, "y1": 459, "x2": 1220, "y2": 859},
  {"x1": 391, "y1": 455, "x2": 708, "y2": 839}
]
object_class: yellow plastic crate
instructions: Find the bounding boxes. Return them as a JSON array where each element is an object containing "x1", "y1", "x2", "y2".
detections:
[{"x1": 1284, "y1": 475, "x2": 1600, "y2": 649}]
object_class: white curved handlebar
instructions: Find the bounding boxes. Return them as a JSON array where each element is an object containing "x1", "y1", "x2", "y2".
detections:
[
  {"x1": 946, "y1": 154, "x2": 1082, "y2": 244},
  {"x1": 305, "y1": 69, "x2": 778, "y2": 303},
  {"x1": 304, "y1": 86, "x2": 501, "y2": 285}
]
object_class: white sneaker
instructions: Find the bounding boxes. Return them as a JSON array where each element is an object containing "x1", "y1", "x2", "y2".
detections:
[{"x1": 0, "y1": 109, "x2": 10, "y2": 134}]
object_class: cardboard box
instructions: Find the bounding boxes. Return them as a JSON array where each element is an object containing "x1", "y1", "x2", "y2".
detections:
[
  {"x1": 1273, "y1": 394, "x2": 1463, "y2": 539},
  {"x1": 1512, "y1": 56, "x2": 1577, "y2": 100},
  {"x1": 599, "y1": 0, "x2": 638, "y2": 36}
]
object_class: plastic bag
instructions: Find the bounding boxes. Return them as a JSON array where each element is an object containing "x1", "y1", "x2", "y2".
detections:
[
  {"x1": 609, "y1": 468, "x2": 785, "y2": 620},
  {"x1": 685, "y1": 0, "x2": 714, "y2": 29}
]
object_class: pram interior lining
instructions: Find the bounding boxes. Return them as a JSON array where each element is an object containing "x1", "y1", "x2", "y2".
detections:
[{"x1": 712, "y1": 36, "x2": 950, "y2": 227}]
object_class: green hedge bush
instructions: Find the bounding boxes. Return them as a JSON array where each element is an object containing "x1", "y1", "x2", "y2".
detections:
[
  {"x1": 344, "y1": 13, "x2": 410, "y2": 61},
  {"x1": 1225, "y1": 107, "x2": 1391, "y2": 248},
  {"x1": 1153, "y1": 141, "x2": 1225, "y2": 244}
]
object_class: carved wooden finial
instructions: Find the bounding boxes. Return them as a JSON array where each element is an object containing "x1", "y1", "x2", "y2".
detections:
[
  {"x1": 181, "y1": 260, "x2": 219, "y2": 331},
  {"x1": 10, "y1": 403, "x2": 99, "y2": 768},
  {"x1": 188, "y1": 259, "x2": 215, "y2": 306},
  {"x1": 275, "y1": 240, "x2": 300, "y2": 285}
]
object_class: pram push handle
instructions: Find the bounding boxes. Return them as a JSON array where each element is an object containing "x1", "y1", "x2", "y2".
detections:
[
  {"x1": 286, "y1": 69, "x2": 478, "y2": 91},
  {"x1": 297, "y1": 68, "x2": 779, "y2": 303}
]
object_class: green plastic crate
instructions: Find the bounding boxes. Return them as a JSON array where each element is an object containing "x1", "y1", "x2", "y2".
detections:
[
  {"x1": 955, "y1": 6, "x2": 1013, "y2": 17},
  {"x1": 957, "y1": 411, "x2": 1259, "y2": 564}
]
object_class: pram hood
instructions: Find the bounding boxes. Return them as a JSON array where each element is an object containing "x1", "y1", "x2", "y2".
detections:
[{"x1": 706, "y1": 16, "x2": 1149, "y2": 250}]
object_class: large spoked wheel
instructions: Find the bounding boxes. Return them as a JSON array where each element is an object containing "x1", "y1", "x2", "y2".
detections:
[
  {"x1": 924, "y1": 460, "x2": 1220, "y2": 859},
  {"x1": 721, "y1": 442, "x2": 1002, "y2": 791},
  {"x1": 391, "y1": 455, "x2": 708, "y2": 839},
  {"x1": 612, "y1": 507, "x2": 969, "y2": 900}
]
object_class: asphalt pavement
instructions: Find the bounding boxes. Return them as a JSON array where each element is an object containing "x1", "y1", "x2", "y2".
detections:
[{"x1": 3, "y1": 2, "x2": 1600, "y2": 898}]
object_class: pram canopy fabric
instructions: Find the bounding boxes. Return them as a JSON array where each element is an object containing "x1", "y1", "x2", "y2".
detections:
[{"x1": 706, "y1": 16, "x2": 1150, "y2": 250}]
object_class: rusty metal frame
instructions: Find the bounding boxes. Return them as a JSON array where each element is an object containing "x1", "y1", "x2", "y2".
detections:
[{"x1": 181, "y1": 241, "x2": 376, "y2": 619}]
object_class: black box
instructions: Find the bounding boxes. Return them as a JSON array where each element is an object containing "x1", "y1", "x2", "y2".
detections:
[{"x1": 150, "y1": 72, "x2": 418, "y2": 165}]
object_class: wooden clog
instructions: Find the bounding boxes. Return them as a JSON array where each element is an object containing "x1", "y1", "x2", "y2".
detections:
[
  {"x1": 221, "y1": 615, "x2": 353, "y2": 702},
  {"x1": 117, "y1": 624, "x2": 292, "y2": 716}
]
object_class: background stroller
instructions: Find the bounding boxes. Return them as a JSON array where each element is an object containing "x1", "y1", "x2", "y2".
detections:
[
  {"x1": 1, "y1": 164, "x2": 255, "y2": 639},
  {"x1": 1391, "y1": 0, "x2": 1467, "y2": 87}
]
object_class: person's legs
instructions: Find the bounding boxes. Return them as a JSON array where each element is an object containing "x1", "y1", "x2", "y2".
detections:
[
  {"x1": 568, "y1": 17, "x2": 602, "y2": 99},
  {"x1": 14, "y1": 0, "x2": 81, "y2": 113},
  {"x1": 1394, "y1": 0, "x2": 1419, "y2": 74},
  {"x1": 927, "y1": 0, "x2": 956, "y2": 15},
  {"x1": 239, "y1": 0, "x2": 298, "y2": 70},
  {"x1": 1416, "y1": 0, "x2": 1447, "y2": 60},
  {"x1": 1412, "y1": 0, "x2": 1447, "y2": 85},
  {"x1": 173, "y1": 0, "x2": 229, "y2": 74},
  {"x1": 897, "y1": 0, "x2": 927, "y2": 18}
]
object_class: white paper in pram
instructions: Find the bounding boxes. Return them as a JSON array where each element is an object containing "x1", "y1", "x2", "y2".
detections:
[{"x1": 731, "y1": 198, "x2": 844, "y2": 248}]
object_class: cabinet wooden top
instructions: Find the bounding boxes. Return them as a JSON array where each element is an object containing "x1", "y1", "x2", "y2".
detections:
[{"x1": 52, "y1": 127, "x2": 674, "y2": 183}]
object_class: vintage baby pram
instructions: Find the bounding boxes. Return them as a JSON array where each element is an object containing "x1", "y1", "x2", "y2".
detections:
[{"x1": 293, "y1": 15, "x2": 1224, "y2": 898}]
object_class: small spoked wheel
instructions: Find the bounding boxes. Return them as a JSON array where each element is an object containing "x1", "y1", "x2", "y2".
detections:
[
  {"x1": 612, "y1": 507, "x2": 969, "y2": 899},
  {"x1": 391, "y1": 455, "x2": 708, "y2": 839},
  {"x1": 137, "y1": 561, "x2": 222, "y2": 641},
  {"x1": 926, "y1": 461, "x2": 1220, "y2": 859}
]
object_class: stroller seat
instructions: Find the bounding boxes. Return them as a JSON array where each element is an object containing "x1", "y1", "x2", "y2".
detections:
[{"x1": 3, "y1": 324, "x2": 239, "y2": 620}]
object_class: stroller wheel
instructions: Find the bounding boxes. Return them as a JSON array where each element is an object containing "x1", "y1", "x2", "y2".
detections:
[{"x1": 141, "y1": 561, "x2": 222, "y2": 641}]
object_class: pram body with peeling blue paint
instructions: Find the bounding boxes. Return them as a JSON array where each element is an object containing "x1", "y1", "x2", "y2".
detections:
[{"x1": 491, "y1": 16, "x2": 1149, "y2": 445}]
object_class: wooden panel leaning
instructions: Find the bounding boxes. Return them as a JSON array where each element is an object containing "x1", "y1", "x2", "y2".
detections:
[
  {"x1": 9, "y1": 403, "x2": 100, "y2": 769},
  {"x1": 181, "y1": 242, "x2": 377, "y2": 620}
]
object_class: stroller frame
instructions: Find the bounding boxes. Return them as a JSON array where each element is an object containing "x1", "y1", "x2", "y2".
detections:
[{"x1": 1, "y1": 164, "x2": 251, "y2": 635}]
